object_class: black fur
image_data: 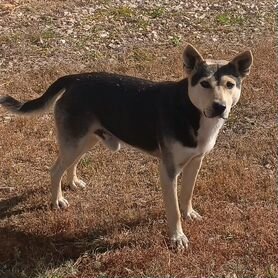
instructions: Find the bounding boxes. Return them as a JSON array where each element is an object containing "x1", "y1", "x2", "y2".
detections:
[
  {"x1": 0, "y1": 96, "x2": 22, "y2": 112},
  {"x1": 0, "y1": 72, "x2": 202, "y2": 152},
  {"x1": 0, "y1": 75, "x2": 72, "y2": 114},
  {"x1": 191, "y1": 63, "x2": 241, "y2": 88},
  {"x1": 54, "y1": 73, "x2": 201, "y2": 152}
]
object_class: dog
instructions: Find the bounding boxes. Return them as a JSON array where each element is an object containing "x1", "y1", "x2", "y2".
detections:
[{"x1": 0, "y1": 44, "x2": 253, "y2": 249}]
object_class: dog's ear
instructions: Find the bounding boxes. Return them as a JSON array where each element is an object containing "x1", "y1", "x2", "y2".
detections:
[
  {"x1": 230, "y1": 50, "x2": 253, "y2": 78},
  {"x1": 183, "y1": 44, "x2": 204, "y2": 75}
]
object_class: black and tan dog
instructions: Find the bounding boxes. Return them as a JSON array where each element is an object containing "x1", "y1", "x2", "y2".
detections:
[{"x1": 0, "y1": 44, "x2": 253, "y2": 249}]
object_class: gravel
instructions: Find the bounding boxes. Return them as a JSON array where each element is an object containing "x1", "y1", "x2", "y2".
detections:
[{"x1": 0, "y1": 0, "x2": 274, "y2": 75}]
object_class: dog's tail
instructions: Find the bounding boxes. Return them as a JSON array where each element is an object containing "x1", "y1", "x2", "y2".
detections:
[{"x1": 0, "y1": 75, "x2": 72, "y2": 115}]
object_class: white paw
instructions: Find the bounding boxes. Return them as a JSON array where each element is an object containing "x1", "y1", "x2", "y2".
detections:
[
  {"x1": 69, "y1": 179, "x2": 86, "y2": 190},
  {"x1": 182, "y1": 209, "x2": 202, "y2": 221},
  {"x1": 52, "y1": 197, "x2": 69, "y2": 209},
  {"x1": 170, "y1": 232, "x2": 189, "y2": 250}
]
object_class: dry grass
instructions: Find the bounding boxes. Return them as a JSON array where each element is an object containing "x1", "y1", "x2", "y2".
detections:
[{"x1": 0, "y1": 1, "x2": 277, "y2": 278}]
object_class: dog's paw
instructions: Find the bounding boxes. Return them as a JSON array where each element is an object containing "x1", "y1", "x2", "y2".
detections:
[
  {"x1": 52, "y1": 197, "x2": 69, "y2": 209},
  {"x1": 69, "y1": 179, "x2": 86, "y2": 190},
  {"x1": 170, "y1": 232, "x2": 189, "y2": 251},
  {"x1": 182, "y1": 209, "x2": 202, "y2": 221}
]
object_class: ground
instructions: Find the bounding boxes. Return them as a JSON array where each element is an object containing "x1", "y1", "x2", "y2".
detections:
[{"x1": 0, "y1": 1, "x2": 277, "y2": 277}]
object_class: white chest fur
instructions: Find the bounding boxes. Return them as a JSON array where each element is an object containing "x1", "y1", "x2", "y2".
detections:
[
  {"x1": 196, "y1": 116, "x2": 224, "y2": 154},
  {"x1": 170, "y1": 116, "x2": 224, "y2": 168}
]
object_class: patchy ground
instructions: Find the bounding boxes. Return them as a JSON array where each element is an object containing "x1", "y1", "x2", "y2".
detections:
[{"x1": 0, "y1": 1, "x2": 277, "y2": 277}]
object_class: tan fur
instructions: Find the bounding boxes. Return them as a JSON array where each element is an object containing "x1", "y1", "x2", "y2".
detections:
[
  {"x1": 160, "y1": 44, "x2": 253, "y2": 249},
  {"x1": 188, "y1": 75, "x2": 240, "y2": 120},
  {"x1": 164, "y1": 116, "x2": 224, "y2": 248},
  {"x1": 159, "y1": 161, "x2": 189, "y2": 247},
  {"x1": 50, "y1": 132, "x2": 99, "y2": 208},
  {"x1": 180, "y1": 155, "x2": 203, "y2": 220}
]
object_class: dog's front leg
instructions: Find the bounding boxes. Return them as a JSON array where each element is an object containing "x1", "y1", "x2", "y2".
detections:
[
  {"x1": 159, "y1": 161, "x2": 188, "y2": 249},
  {"x1": 179, "y1": 155, "x2": 203, "y2": 221}
]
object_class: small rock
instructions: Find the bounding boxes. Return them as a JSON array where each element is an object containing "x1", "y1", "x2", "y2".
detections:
[{"x1": 99, "y1": 31, "x2": 109, "y2": 38}]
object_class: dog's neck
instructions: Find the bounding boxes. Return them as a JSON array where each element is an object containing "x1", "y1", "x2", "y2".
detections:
[{"x1": 197, "y1": 115, "x2": 225, "y2": 154}]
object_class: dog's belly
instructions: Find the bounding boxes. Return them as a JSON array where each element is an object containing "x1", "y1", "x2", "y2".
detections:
[
  {"x1": 93, "y1": 126, "x2": 161, "y2": 158},
  {"x1": 95, "y1": 109, "x2": 159, "y2": 153}
]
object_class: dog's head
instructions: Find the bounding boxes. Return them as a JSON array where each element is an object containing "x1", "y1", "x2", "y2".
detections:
[{"x1": 183, "y1": 44, "x2": 253, "y2": 119}]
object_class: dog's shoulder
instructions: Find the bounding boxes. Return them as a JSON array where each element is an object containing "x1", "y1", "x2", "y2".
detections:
[{"x1": 157, "y1": 78, "x2": 202, "y2": 149}]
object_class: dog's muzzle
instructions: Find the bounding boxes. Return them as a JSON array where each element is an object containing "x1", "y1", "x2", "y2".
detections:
[
  {"x1": 204, "y1": 102, "x2": 228, "y2": 119},
  {"x1": 213, "y1": 102, "x2": 226, "y2": 116}
]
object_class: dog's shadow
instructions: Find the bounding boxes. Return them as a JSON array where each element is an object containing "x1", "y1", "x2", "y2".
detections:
[
  {"x1": 0, "y1": 189, "x2": 47, "y2": 220},
  {"x1": 0, "y1": 191, "x2": 160, "y2": 278},
  {"x1": 0, "y1": 226, "x2": 138, "y2": 278}
]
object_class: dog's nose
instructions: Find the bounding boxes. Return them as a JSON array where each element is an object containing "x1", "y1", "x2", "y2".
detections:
[{"x1": 212, "y1": 102, "x2": 226, "y2": 115}]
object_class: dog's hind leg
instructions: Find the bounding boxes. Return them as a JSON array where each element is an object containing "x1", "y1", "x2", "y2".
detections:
[
  {"x1": 67, "y1": 160, "x2": 86, "y2": 190},
  {"x1": 51, "y1": 155, "x2": 70, "y2": 209},
  {"x1": 66, "y1": 136, "x2": 98, "y2": 190},
  {"x1": 51, "y1": 134, "x2": 98, "y2": 209}
]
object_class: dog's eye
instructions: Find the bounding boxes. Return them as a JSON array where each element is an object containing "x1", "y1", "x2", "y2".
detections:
[
  {"x1": 200, "y1": 81, "x2": 211, "y2": 89},
  {"x1": 226, "y1": 81, "x2": 235, "y2": 89}
]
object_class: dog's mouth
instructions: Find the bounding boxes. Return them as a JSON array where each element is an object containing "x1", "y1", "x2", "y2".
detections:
[{"x1": 203, "y1": 111, "x2": 228, "y2": 120}]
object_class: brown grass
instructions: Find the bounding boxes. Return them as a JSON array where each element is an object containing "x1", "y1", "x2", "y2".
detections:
[{"x1": 0, "y1": 3, "x2": 277, "y2": 277}]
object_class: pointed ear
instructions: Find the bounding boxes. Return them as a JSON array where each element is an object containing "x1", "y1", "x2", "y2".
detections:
[
  {"x1": 183, "y1": 44, "x2": 204, "y2": 75},
  {"x1": 230, "y1": 50, "x2": 253, "y2": 78}
]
